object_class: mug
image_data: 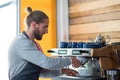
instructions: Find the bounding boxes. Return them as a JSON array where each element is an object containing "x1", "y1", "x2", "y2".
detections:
[
  {"x1": 67, "y1": 42, "x2": 73, "y2": 48},
  {"x1": 59, "y1": 42, "x2": 68, "y2": 48},
  {"x1": 77, "y1": 42, "x2": 84, "y2": 48},
  {"x1": 72, "y1": 42, "x2": 78, "y2": 48}
]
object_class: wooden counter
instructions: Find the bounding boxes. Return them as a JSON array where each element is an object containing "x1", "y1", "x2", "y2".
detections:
[{"x1": 91, "y1": 45, "x2": 120, "y2": 70}]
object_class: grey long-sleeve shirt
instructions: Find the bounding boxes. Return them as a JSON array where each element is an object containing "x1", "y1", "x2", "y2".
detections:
[{"x1": 8, "y1": 33, "x2": 71, "y2": 80}]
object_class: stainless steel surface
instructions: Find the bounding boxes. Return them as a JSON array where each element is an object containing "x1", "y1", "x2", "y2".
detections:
[{"x1": 59, "y1": 74, "x2": 101, "y2": 80}]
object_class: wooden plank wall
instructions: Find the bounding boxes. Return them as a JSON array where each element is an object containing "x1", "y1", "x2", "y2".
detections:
[{"x1": 69, "y1": 0, "x2": 120, "y2": 43}]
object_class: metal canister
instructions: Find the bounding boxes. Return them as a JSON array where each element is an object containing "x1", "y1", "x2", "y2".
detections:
[{"x1": 106, "y1": 69, "x2": 120, "y2": 80}]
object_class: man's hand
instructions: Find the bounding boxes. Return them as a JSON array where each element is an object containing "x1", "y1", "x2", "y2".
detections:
[
  {"x1": 62, "y1": 68, "x2": 78, "y2": 76},
  {"x1": 71, "y1": 57, "x2": 81, "y2": 68}
]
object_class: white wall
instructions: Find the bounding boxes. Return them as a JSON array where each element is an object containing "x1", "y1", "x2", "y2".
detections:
[
  {"x1": 0, "y1": 1, "x2": 17, "y2": 79},
  {"x1": 56, "y1": 0, "x2": 69, "y2": 47}
]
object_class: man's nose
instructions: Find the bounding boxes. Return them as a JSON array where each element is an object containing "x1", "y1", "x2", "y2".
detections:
[{"x1": 45, "y1": 29, "x2": 48, "y2": 33}]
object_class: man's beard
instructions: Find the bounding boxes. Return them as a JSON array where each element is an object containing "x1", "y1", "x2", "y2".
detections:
[{"x1": 33, "y1": 29, "x2": 42, "y2": 40}]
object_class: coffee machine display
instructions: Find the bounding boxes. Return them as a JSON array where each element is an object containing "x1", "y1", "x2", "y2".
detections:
[{"x1": 48, "y1": 48, "x2": 91, "y2": 56}]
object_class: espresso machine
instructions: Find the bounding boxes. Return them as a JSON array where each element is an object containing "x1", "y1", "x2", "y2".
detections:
[
  {"x1": 48, "y1": 41, "x2": 120, "y2": 80},
  {"x1": 48, "y1": 41, "x2": 102, "y2": 79},
  {"x1": 48, "y1": 48, "x2": 101, "y2": 80}
]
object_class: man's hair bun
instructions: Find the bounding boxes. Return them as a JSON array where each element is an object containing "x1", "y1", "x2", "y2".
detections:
[{"x1": 25, "y1": 7, "x2": 32, "y2": 14}]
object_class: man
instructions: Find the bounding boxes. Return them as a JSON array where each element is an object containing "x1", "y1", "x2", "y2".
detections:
[{"x1": 8, "y1": 7, "x2": 81, "y2": 80}]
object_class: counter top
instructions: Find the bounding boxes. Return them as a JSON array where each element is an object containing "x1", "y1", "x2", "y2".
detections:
[{"x1": 59, "y1": 74, "x2": 101, "y2": 80}]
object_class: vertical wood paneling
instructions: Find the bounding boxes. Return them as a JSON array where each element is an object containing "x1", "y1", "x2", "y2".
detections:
[
  {"x1": 69, "y1": 0, "x2": 120, "y2": 43},
  {"x1": 70, "y1": 11, "x2": 120, "y2": 24},
  {"x1": 70, "y1": 20, "x2": 120, "y2": 34},
  {"x1": 69, "y1": 0, "x2": 98, "y2": 7},
  {"x1": 70, "y1": 0, "x2": 120, "y2": 13},
  {"x1": 70, "y1": 4, "x2": 120, "y2": 18}
]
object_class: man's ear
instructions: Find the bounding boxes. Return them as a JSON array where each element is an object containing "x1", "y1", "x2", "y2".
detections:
[{"x1": 31, "y1": 21, "x2": 38, "y2": 29}]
